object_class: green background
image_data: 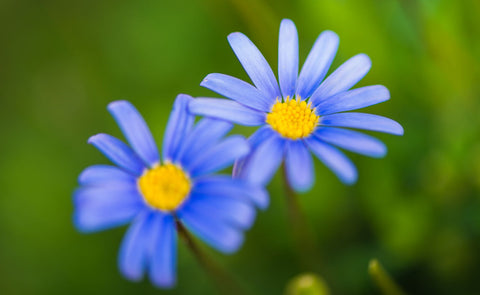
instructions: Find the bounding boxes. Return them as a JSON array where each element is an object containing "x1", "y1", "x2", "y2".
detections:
[{"x1": 1, "y1": 0, "x2": 479, "y2": 294}]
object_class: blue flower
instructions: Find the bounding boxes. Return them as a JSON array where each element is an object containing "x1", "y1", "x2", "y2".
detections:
[
  {"x1": 189, "y1": 19, "x2": 403, "y2": 192},
  {"x1": 73, "y1": 95, "x2": 267, "y2": 288}
]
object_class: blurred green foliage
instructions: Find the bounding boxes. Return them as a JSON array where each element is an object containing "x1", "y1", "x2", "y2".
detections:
[{"x1": 0, "y1": 0, "x2": 479, "y2": 294}]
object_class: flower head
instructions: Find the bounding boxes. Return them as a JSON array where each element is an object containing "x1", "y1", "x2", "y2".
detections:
[
  {"x1": 73, "y1": 95, "x2": 267, "y2": 288},
  {"x1": 189, "y1": 19, "x2": 403, "y2": 192}
]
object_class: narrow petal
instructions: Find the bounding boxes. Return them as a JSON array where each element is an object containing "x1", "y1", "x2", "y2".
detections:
[
  {"x1": 73, "y1": 184, "x2": 144, "y2": 232},
  {"x1": 201, "y1": 73, "x2": 273, "y2": 112},
  {"x1": 285, "y1": 140, "x2": 314, "y2": 192},
  {"x1": 78, "y1": 165, "x2": 135, "y2": 186},
  {"x1": 241, "y1": 135, "x2": 285, "y2": 186},
  {"x1": 193, "y1": 175, "x2": 269, "y2": 210},
  {"x1": 149, "y1": 214, "x2": 177, "y2": 288},
  {"x1": 320, "y1": 112, "x2": 404, "y2": 135},
  {"x1": 314, "y1": 127, "x2": 387, "y2": 158},
  {"x1": 233, "y1": 126, "x2": 276, "y2": 178},
  {"x1": 118, "y1": 211, "x2": 152, "y2": 281},
  {"x1": 88, "y1": 134, "x2": 145, "y2": 176},
  {"x1": 108, "y1": 101, "x2": 159, "y2": 167},
  {"x1": 315, "y1": 85, "x2": 390, "y2": 115},
  {"x1": 179, "y1": 206, "x2": 244, "y2": 254},
  {"x1": 189, "y1": 98, "x2": 266, "y2": 126},
  {"x1": 305, "y1": 137, "x2": 357, "y2": 184},
  {"x1": 296, "y1": 30, "x2": 339, "y2": 99},
  {"x1": 310, "y1": 53, "x2": 372, "y2": 105},
  {"x1": 184, "y1": 191, "x2": 256, "y2": 229},
  {"x1": 187, "y1": 135, "x2": 250, "y2": 177},
  {"x1": 162, "y1": 94, "x2": 195, "y2": 162},
  {"x1": 177, "y1": 118, "x2": 232, "y2": 166},
  {"x1": 278, "y1": 19, "x2": 299, "y2": 99},
  {"x1": 228, "y1": 32, "x2": 281, "y2": 99}
]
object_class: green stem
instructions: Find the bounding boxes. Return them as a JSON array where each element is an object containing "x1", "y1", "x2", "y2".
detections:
[
  {"x1": 175, "y1": 220, "x2": 247, "y2": 295},
  {"x1": 282, "y1": 164, "x2": 320, "y2": 271},
  {"x1": 369, "y1": 259, "x2": 407, "y2": 295}
]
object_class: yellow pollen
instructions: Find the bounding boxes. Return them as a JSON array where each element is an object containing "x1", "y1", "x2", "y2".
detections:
[
  {"x1": 138, "y1": 163, "x2": 191, "y2": 211},
  {"x1": 266, "y1": 96, "x2": 319, "y2": 139}
]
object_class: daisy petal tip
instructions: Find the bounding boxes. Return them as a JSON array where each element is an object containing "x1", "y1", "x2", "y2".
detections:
[
  {"x1": 227, "y1": 31, "x2": 244, "y2": 42},
  {"x1": 280, "y1": 18, "x2": 295, "y2": 27},
  {"x1": 175, "y1": 93, "x2": 193, "y2": 102},
  {"x1": 322, "y1": 30, "x2": 340, "y2": 42},
  {"x1": 107, "y1": 100, "x2": 130, "y2": 111},
  {"x1": 151, "y1": 277, "x2": 176, "y2": 289},
  {"x1": 87, "y1": 133, "x2": 104, "y2": 145},
  {"x1": 357, "y1": 53, "x2": 372, "y2": 68}
]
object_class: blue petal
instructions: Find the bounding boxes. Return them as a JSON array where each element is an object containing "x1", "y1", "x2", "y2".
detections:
[
  {"x1": 189, "y1": 98, "x2": 266, "y2": 126},
  {"x1": 314, "y1": 127, "x2": 387, "y2": 158},
  {"x1": 320, "y1": 112, "x2": 404, "y2": 135},
  {"x1": 296, "y1": 30, "x2": 339, "y2": 99},
  {"x1": 201, "y1": 73, "x2": 273, "y2": 112},
  {"x1": 187, "y1": 135, "x2": 250, "y2": 177},
  {"x1": 118, "y1": 211, "x2": 153, "y2": 281},
  {"x1": 233, "y1": 126, "x2": 276, "y2": 178},
  {"x1": 108, "y1": 101, "x2": 159, "y2": 167},
  {"x1": 183, "y1": 190, "x2": 256, "y2": 230},
  {"x1": 78, "y1": 164, "x2": 135, "y2": 186},
  {"x1": 177, "y1": 118, "x2": 232, "y2": 167},
  {"x1": 241, "y1": 134, "x2": 285, "y2": 186},
  {"x1": 310, "y1": 53, "x2": 372, "y2": 105},
  {"x1": 179, "y1": 206, "x2": 244, "y2": 254},
  {"x1": 285, "y1": 140, "x2": 314, "y2": 192},
  {"x1": 149, "y1": 214, "x2": 177, "y2": 288},
  {"x1": 162, "y1": 94, "x2": 195, "y2": 162},
  {"x1": 193, "y1": 175, "x2": 269, "y2": 210},
  {"x1": 305, "y1": 137, "x2": 357, "y2": 185},
  {"x1": 315, "y1": 85, "x2": 390, "y2": 115},
  {"x1": 88, "y1": 134, "x2": 145, "y2": 176},
  {"x1": 278, "y1": 19, "x2": 299, "y2": 99},
  {"x1": 228, "y1": 32, "x2": 281, "y2": 99},
  {"x1": 73, "y1": 184, "x2": 144, "y2": 232}
]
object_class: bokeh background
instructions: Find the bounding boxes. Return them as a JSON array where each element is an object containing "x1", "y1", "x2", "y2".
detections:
[{"x1": 1, "y1": 0, "x2": 479, "y2": 294}]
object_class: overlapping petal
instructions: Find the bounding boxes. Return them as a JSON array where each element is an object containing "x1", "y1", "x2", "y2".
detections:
[
  {"x1": 310, "y1": 53, "x2": 372, "y2": 105},
  {"x1": 315, "y1": 85, "x2": 390, "y2": 115},
  {"x1": 241, "y1": 135, "x2": 286, "y2": 186},
  {"x1": 108, "y1": 100, "x2": 159, "y2": 167},
  {"x1": 176, "y1": 118, "x2": 232, "y2": 166},
  {"x1": 228, "y1": 32, "x2": 281, "y2": 100},
  {"x1": 193, "y1": 175, "x2": 269, "y2": 210},
  {"x1": 296, "y1": 30, "x2": 339, "y2": 99},
  {"x1": 88, "y1": 134, "x2": 145, "y2": 176},
  {"x1": 201, "y1": 73, "x2": 272, "y2": 112},
  {"x1": 179, "y1": 204, "x2": 244, "y2": 254},
  {"x1": 162, "y1": 94, "x2": 194, "y2": 162},
  {"x1": 187, "y1": 135, "x2": 250, "y2": 177},
  {"x1": 189, "y1": 98, "x2": 266, "y2": 126}
]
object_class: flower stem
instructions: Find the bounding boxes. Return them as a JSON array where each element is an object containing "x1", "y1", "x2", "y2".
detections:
[
  {"x1": 175, "y1": 219, "x2": 247, "y2": 295},
  {"x1": 369, "y1": 259, "x2": 407, "y2": 295},
  {"x1": 281, "y1": 164, "x2": 321, "y2": 271}
]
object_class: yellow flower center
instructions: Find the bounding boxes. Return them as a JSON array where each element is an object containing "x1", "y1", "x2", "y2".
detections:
[
  {"x1": 266, "y1": 97, "x2": 319, "y2": 139},
  {"x1": 138, "y1": 163, "x2": 191, "y2": 211}
]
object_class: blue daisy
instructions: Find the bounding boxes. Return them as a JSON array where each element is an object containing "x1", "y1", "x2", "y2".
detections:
[
  {"x1": 73, "y1": 95, "x2": 267, "y2": 288},
  {"x1": 189, "y1": 19, "x2": 404, "y2": 192}
]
